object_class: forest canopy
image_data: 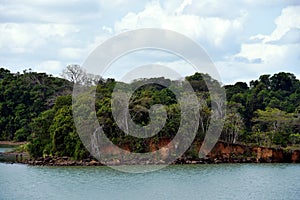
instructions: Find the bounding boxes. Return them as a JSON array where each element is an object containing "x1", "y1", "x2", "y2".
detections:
[{"x1": 0, "y1": 67, "x2": 299, "y2": 159}]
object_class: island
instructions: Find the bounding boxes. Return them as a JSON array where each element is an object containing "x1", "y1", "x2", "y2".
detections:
[{"x1": 0, "y1": 66, "x2": 299, "y2": 165}]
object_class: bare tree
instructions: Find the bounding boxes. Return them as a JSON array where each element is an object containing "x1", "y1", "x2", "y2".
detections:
[
  {"x1": 62, "y1": 64, "x2": 85, "y2": 84},
  {"x1": 62, "y1": 64, "x2": 102, "y2": 85}
]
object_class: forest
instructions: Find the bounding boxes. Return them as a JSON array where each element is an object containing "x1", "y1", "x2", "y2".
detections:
[{"x1": 0, "y1": 66, "x2": 299, "y2": 160}]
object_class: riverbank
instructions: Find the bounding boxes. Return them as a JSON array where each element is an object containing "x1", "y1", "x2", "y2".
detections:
[
  {"x1": 0, "y1": 141, "x2": 28, "y2": 163},
  {"x1": 2, "y1": 141, "x2": 299, "y2": 166},
  {"x1": 0, "y1": 141, "x2": 27, "y2": 146},
  {"x1": 0, "y1": 151, "x2": 30, "y2": 163}
]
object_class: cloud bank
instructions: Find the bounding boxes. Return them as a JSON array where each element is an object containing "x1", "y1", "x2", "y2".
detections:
[{"x1": 0, "y1": 0, "x2": 299, "y2": 84}]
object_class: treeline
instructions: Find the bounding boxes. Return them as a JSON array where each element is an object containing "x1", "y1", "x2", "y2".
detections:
[
  {"x1": 225, "y1": 72, "x2": 300, "y2": 146},
  {"x1": 0, "y1": 68, "x2": 72, "y2": 141},
  {"x1": 0, "y1": 66, "x2": 299, "y2": 159}
]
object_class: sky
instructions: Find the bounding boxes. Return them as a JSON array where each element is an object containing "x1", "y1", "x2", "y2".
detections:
[{"x1": 0, "y1": 0, "x2": 300, "y2": 84}]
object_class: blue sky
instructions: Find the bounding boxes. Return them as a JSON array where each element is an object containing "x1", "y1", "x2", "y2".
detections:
[{"x1": 0, "y1": 0, "x2": 299, "y2": 84}]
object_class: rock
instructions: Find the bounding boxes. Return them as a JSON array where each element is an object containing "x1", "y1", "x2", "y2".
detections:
[
  {"x1": 62, "y1": 156, "x2": 69, "y2": 160},
  {"x1": 291, "y1": 151, "x2": 300, "y2": 163},
  {"x1": 214, "y1": 159, "x2": 222, "y2": 164},
  {"x1": 82, "y1": 158, "x2": 91, "y2": 162},
  {"x1": 69, "y1": 161, "x2": 76, "y2": 166},
  {"x1": 158, "y1": 160, "x2": 165, "y2": 164},
  {"x1": 89, "y1": 160, "x2": 98, "y2": 166},
  {"x1": 44, "y1": 156, "x2": 52, "y2": 162},
  {"x1": 35, "y1": 160, "x2": 43, "y2": 165},
  {"x1": 36, "y1": 157, "x2": 44, "y2": 161}
]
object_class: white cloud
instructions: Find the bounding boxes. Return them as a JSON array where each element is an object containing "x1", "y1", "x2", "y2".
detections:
[
  {"x1": 0, "y1": 23, "x2": 77, "y2": 53},
  {"x1": 183, "y1": 0, "x2": 246, "y2": 19},
  {"x1": 0, "y1": 0, "x2": 299, "y2": 84},
  {"x1": 275, "y1": 28, "x2": 300, "y2": 44},
  {"x1": 215, "y1": 61, "x2": 258, "y2": 84},
  {"x1": 0, "y1": 0, "x2": 102, "y2": 25},
  {"x1": 155, "y1": 60, "x2": 196, "y2": 78},
  {"x1": 251, "y1": 6, "x2": 300, "y2": 43},
  {"x1": 217, "y1": 46, "x2": 300, "y2": 84},
  {"x1": 268, "y1": 6, "x2": 300, "y2": 43},
  {"x1": 114, "y1": 0, "x2": 246, "y2": 58},
  {"x1": 233, "y1": 5, "x2": 300, "y2": 65},
  {"x1": 174, "y1": 0, "x2": 192, "y2": 15},
  {"x1": 236, "y1": 43, "x2": 287, "y2": 64},
  {"x1": 59, "y1": 48, "x2": 83, "y2": 60},
  {"x1": 35, "y1": 60, "x2": 64, "y2": 76},
  {"x1": 99, "y1": 0, "x2": 131, "y2": 8},
  {"x1": 218, "y1": 5, "x2": 300, "y2": 84}
]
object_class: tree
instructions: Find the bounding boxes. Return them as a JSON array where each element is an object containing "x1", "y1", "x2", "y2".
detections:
[
  {"x1": 252, "y1": 108, "x2": 295, "y2": 146},
  {"x1": 28, "y1": 109, "x2": 55, "y2": 158},
  {"x1": 62, "y1": 64, "x2": 102, "y2": 85},
  {"x1": 289, "y1": 133, "x2": 300, "y2": 145},
  {"x1": 62, "y1": 64, "x2": 85, "y2": 84},
  {"x1": 221, "y1": 102, "x2": 244, "y2": 143},
  {"x1": 0, "y1": 68, "x2": 71, "y2": 141},
  {"x1": 2, "y1": 67, "x2": 300, "y2": 159},
  {"x1": 270, "y1": 72, "x2": 298, "y2": 93}
]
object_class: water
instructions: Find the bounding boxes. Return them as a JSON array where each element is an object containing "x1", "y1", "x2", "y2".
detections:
[
  {"x1": 0, "y1": 147, "x2": 14, "y2": 153},
  {"x1": 1, "y1": 163, "x2": 300, "y2": 200}
]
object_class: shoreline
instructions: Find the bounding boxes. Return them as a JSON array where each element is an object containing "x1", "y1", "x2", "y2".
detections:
[
  {"x1": 1, "y1": 141, "x2": 300, "y2": 166},
  {"x1": 1, "y1": 155, "x2": 300, "y2": 167},
  {"x1": 1, "y1": 153, "x2": 299, "y2": 167},
  {"x1": 0, "y1": 141, "x2": 27, "y2": 146}
]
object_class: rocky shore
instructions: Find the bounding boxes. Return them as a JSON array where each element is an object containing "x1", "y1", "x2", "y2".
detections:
[
  {"x1": 1, "y1": 141, "x2": 297, "y2": 166},
  {"x1": 21, "y1": 155, "x2": 257, "y2": 166},
  {"x1": 2, "y1": 141, "x2": 300, "y2": 166},
  {"x1": 205, "y1": 141, "x2": 300, "y2": 164},
  {"x1": 24, "y1": 156, "x2": 104, "y2": 166}
]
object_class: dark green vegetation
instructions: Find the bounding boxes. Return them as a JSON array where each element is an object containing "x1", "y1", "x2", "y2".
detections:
[
  {"x1": 0, "y1": 68, "x2": 72, "y2": 141},
  {"x1": 0, "y1": 66, "x2": 299, "y2": 159}
]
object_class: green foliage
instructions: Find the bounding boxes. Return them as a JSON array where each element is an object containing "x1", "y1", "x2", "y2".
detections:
[
  {"x1": 290, "y1": 133, "x2": 300, "y2": 145},
  {"x1": 23, "y1": 70, "x2": 300, "y2": 157},
  {"x1": 28, "y1": 95, "x2": 89, "y2": 159},
  {"x1": 0, "y1": 68, "x2": 72, "y2": 141},
  {"x1": 1, "y1": 66, "x2": 300, "y2": 159}
]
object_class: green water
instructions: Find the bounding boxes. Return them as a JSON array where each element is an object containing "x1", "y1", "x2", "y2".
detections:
[{"x1": 1, "y1": 163, "x2": 300, "y2": 200}]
